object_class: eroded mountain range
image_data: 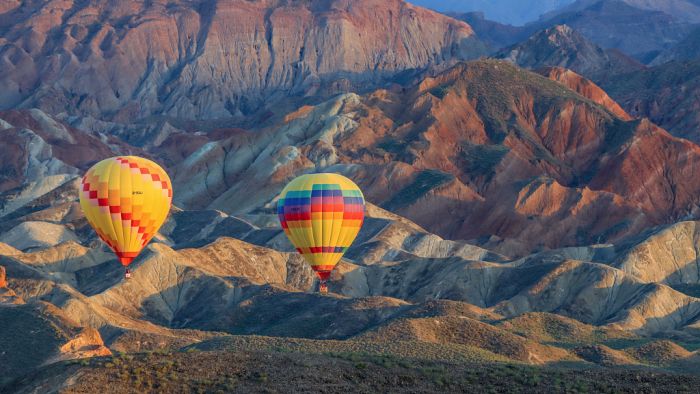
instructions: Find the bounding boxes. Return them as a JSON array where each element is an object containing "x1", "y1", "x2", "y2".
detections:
[{"x1": 4, "y1": 0, "x2": 700, "y2": 391}]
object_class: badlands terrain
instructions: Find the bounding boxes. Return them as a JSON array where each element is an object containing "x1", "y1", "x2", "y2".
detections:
[{"x1": 4, "y1": 0, "x2": 700, "y2": 392}]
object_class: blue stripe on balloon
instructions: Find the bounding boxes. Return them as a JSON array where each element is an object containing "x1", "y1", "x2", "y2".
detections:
[
  {"x1": 311, "y1": 189, "x2": 343, "y2": 197},
  {"x1": 283, "y1": 197, "x2": 311, "y2": 206}
]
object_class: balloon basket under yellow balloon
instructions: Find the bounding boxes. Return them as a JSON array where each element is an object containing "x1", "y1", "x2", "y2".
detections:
[{"x1": 319, "y1": 281, "x2": 329, "y2": 295}]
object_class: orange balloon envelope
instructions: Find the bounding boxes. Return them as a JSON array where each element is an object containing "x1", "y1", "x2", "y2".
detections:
[
  {"x1": 79, "y1": 156, "x2": 172, "y2": 267},
  {"x1": 277, "y1": 173, "x2": 365, "y2": 293}
]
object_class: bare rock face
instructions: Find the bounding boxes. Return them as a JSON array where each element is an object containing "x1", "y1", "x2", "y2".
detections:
[
  {"x1": 6, "y1": 61, "x2": 697, "y2": 260},
  {"x1": 612, "y1": 221, "x2": 700, "y2": 287},
  {"x1": 324, "y1": 246, "x2": 700, "y2": 337},
  {"x1": 2, "y1": 190, "x2": 700, "y2": 370},
  {"x1": 0, "y1": 0, "x2": 482, "y2": 121},
  {"x1": 537, "y1": 66, "x2": 631, "y2": 120}
]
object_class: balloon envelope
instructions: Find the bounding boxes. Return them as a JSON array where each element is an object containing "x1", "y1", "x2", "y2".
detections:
[
  {"x1": 79, "y1": 156, "x2": 172, "y2": 266},
  {"x1": 277, "y1": 173, "x2": 365, "y2": 280}
]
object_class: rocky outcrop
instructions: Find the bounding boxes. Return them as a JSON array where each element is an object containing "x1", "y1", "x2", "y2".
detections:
[
  {"x1": 0, "y1": 243, "x2": 20, "y2": 256},
  {"x1": 3, "y1": 0, "x2": 700, "y2": 380},
  {"x1": 3, "y1": 61, "x2": 697, "y2": 261},
  {"x1": 57, "y1": 327, "x2": 111, "y2": 360},
  {"x1": 330, "y1": 252, "x2": 700, "y2": 337},
  {"x1": 2, "y1": 188, "x2": 700, "y2": 372}
]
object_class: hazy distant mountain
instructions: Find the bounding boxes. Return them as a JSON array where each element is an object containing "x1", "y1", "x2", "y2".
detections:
[
  {"x1": 455, "y1": 12, "x2": 534, "y2": 50},
  {"x1": 651, "y1": 26, "x2": 700, "y2": 64},
  {"x1": 537, "y1": 0, "x2": 694, "y2": 62},
  {"x1": 543, "y1": 0, "x2": 700, "y2": 23},
  {"x1": 409, "y1": 0, "x2": 575, "y2": 25},
  {"x1": 497, "y1": 25, "x2": 644, "y2": 80},
  {"x1": 602, "y1": 60, "x2": 700, "y2": 142},
  {"x1": 451, "y1": 0, "x2": 695, "y2": 61}
]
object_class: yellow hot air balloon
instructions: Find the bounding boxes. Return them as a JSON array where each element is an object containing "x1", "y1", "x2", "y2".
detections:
[
  {"x1": 79, "y1": 156, "x2": 172, "y2": 278},
  {"x1": 277, "y1": 173, "x2": 365, "y2": 293}
]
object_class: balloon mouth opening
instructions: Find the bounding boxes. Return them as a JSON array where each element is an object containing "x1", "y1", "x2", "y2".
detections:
[
  {"x1": 117, "y1": 253, "x2": 138, "y2": 266},
  {"x1": 315, "y1": 270, "x2": 332, "y2": 281},
  {"x1": 119, "y1": 257, "x2": 134, "y2": 266}
]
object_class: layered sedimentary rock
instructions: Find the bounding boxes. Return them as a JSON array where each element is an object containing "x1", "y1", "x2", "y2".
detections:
[
  {"x1": 0, "y1": 0, "x2": 483, "y2": 120},
  {"x1": 173, "y1": 60, "x2": 700, "y2": 256}
]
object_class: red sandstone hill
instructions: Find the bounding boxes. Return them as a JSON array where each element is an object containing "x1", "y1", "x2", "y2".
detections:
[{"x1": 535, "y1": 66, "x2": 631, "y2": 120}]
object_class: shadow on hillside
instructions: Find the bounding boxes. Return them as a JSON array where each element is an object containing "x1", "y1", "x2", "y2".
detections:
[{"x1": 140, "y1": 277, "x2": 410, "y2": 341}]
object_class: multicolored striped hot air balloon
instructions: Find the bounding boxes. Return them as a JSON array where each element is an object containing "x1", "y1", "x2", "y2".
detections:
[
  {"x1": 79, "y1": 156, "x2": 172, "y2": 279},
  {"x1": 277, "y1": 173, "x2": 365, "y2": 293}
]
